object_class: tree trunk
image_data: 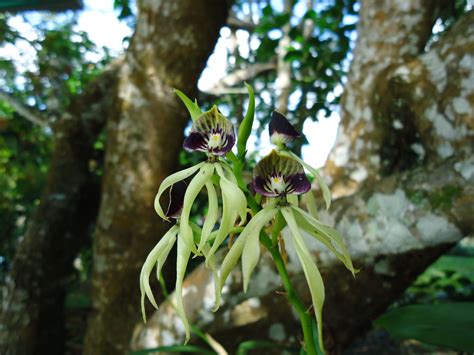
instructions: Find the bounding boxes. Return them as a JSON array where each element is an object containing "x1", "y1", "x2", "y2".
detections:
[
  {"x1": 0, "y1": 66, "x2": 119, "y2": 355},
  {"x1": 83, "y1": 1, "x2": 230, "y2": 354},
  {"x1": 131, "y1": 3, "x2": 474, "y2": 353}
]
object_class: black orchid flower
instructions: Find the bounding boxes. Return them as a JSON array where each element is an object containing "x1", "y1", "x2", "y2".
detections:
[
  {"x1": 252, "y1": 150, "x2": 311, "y2": 197},
  {"x1": 183, "y1": 105, "x2": 235, "y2": 156}
]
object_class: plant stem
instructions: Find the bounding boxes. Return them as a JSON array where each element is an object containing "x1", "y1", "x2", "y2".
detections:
[{"x1": 260, "y1": 233, "x2": 318, "y2": 355}]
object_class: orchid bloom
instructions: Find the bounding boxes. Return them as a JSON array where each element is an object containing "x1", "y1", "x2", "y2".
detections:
[
  {"x1": 148, "y1": 106, "x2": 247, "y2": 340},
  {"x1": 141, "y1": 87, "x2": 356, "y2": 353},
  {"x1": 218, "y1": 149, "x2": 356, "y2": 352},
  {"x1": 154, "y1": 106, "x2": 246, "y2": 256}
]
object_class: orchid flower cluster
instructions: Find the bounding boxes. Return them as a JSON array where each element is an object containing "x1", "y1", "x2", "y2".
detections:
[{"x1": 140, "y1": 85, "x2": 356, "y2": 354}]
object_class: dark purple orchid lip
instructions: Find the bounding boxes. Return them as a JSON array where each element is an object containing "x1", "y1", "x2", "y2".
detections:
[
  {"x1": 253, "y1": 150, "x2": 311, "y2": 197},
  {"x1": 165, "y1": 180, "x2": 187, "y2": 219},
  {"x1": 269, "y1": 111, "x2": 301, "y2": 145},
  {"x1": 183, "y1": 106, "x2": 235, "y2": 156}
]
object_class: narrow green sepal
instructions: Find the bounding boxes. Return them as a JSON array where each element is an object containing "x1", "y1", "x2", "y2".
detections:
[
  {"x1": 237, "y1": 83, "x2": 255, "y2": 159},
  {"x1": 174, "y1": 89, "x2": 202, "y2": 121},
  {"x1": 281, "y1": 207, "x2": 325, "y2": 354}
]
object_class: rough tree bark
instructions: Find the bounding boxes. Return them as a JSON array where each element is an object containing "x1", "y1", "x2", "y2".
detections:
[
  {"x1": 131, "y1": 2, "x2": 473, "y2": 354},
  {"x1": 83, "y1": 1, "x2": 230, "y2": 354},
  {"x1": 0, "y1": 66, "x2": 119, "y2": 355}
]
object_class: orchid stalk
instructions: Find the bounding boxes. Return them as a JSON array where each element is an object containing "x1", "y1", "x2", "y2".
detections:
[{"x1": 140, "y1": 87, "x2": 356, "y2": 354}]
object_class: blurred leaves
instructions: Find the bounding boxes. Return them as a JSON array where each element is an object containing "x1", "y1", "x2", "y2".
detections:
[
  {"x1": 377, "y1": 241, "x2": 474, "y2": 352},
  {"x1": 375, "y1": 302, "x2": 474, "y2": 352},
  {"x1": 0, "y1": 12, "x2": 111, "y2": 280}
]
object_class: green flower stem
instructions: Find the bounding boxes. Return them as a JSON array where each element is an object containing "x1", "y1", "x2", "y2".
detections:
[{"x1": 259, "y1": 233, "x2": 318, "y2": 355}]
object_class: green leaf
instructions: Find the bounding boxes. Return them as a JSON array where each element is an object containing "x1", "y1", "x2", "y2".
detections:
[
  {"x1": 174, "y1": 89, "x2": 202, "y2": 121},
  {"x1": 237, "y1": 83, "x2": 255, "y2": 159},
  {"x1": 129, "y1": 344, "x2": 215, "y2": 354},
  {"x1": 236, "y1": 340, "x2": 295, "y2": 355},
  {"x1": 375, "y1": 302, "x2": 474, "y2": 352}
]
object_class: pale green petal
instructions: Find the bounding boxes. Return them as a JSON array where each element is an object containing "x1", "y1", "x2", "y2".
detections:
[
  {"x1": 206, "y1": 164, "x2": 247, "y2": 265},
  {"x1": 206, "y1": 192, "x2": 235, "y2": 267},
  {"x1": 281, "y1": 207, "x2": 325, "y2": 353},
  {"x1": 215, "y1": 164, "x2": 247, "y2": 225},
  {"x1": 197, "y1": 181, "x2": 219, "y2": 252},
  {"x1": 303, "y1": 190, "x2": 319, "y2": 219},
  {"x1": 241, "y1": 226, "x2": 260, "y2": 293},
  {"x1": 287, "y1": 194, "x2": 298, "y2": 206},
  {"x1": 201, "y1": 244, "x2": 221, "y2": 311},
  {"x1": 292, "y1": 206, "x2": 356, "y2": 275},
  {"x1": 282, "y1": 151, "x2": 331, "y2": 210},
  {"x1": 154, "y1": 162, "x2": 205, "y2": 220},
  {"x1": 180, "y1": 163, "x2": 215, "y2": 253},
  {"x1": 156, "y1": 229, "x2": 178, "y2": 281},
  {"x1": 140, "y1": 225, "x2": 178, "y2": 323},
  {"x1": 314, "y1": 170, "x2": 331, "y2": 211},
  {"x1": 175, "y1": 227, "x2": 192, "y2": 342},
  {"x1": 219, "y1": 206, "x2": 277, "y2": 293}
]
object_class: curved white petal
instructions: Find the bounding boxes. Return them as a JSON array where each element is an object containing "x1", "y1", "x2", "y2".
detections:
[
  {"x1": 281, "y1": 207, "x2": 325, "y2": 353},
  {"x1": 175, "y1": 227, "x2": 192, "y2": 342},
  {"x1": 292, "y1": 206, "x2": 356, "y2": 275},
  {"x1": 219, "y1": 206, "x2": 277, "y2": 295},
  {"x1": 154, "y1": 162, "x2": 205, "y2": 220},
  {"x1": 140, "y1": 225, "x2": 178, "y2": 322},
  {"x1": 197, "y1": 181, "x2": 219, "y2": 252},
  {"x1": 180, "y1": 163, "x2": 215, "y2": 253}
]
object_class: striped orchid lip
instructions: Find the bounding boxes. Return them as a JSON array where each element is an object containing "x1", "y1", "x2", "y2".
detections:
[
  {"x1": 269, "y1": 111, "x2": 301, "y2": 146},
  {"x1": 252, "y1": 150, "x2": 311, "y2": 197},
  {"x1": 164, "y1": 181, "x2": 187, "y2": 220},
  {"x1": 183, "y1": 105, "x2": 235, "y2": 156}
]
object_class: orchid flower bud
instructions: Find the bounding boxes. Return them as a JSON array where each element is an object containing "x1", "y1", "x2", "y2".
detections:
[{"x1": 269, "y1": 111, "x2": 301, "y2": 147}]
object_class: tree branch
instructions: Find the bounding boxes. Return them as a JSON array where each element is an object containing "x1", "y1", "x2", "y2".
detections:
[
  {"x1": 202, "y1": 61, "x2": 277, "y2": 95},
  {"x1": 0, "y1": 90, "x2": 49, "y2": 128},
  {"x1": 227, "y1": 13, "x2": 257, "y2": 32}
]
